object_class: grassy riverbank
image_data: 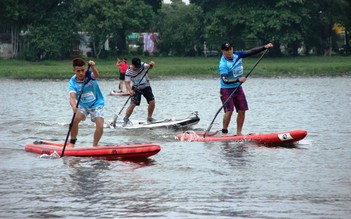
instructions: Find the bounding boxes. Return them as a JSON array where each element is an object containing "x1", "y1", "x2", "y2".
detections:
[{"x1": 0, "y1": 56, "x2": 350, "y2": 79}]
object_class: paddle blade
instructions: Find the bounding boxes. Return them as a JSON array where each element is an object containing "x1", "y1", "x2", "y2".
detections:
[{"x1": 112, "y1": 115, "x2": 118, "y2": 128}]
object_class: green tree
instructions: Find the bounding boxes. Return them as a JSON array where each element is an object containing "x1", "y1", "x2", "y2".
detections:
[
  {"x1": 244, "y1": 0, "x2": 308, "y2": 56},
  {"x1": 191, "y1": 0, "x2": 351, "y2": 56},
  {"x1": 157, "y1": 0, "x2": 204, "y2": 56},
  {"x1": 0, "y1": 0, "x2": 36, "y2": 57},
  {"x1": 286, "y1": 0, "x2": 351, "y2": 56},
  {"x1": 191, "y1": 0, "x2": 308, "y2": 56},
  {"x1": 1, "y1": 0, "x2": 159, "y2": 59},
  {"x1": 0, "y1": 0, "x2": 80, "y2": 59},
  {"x1": 78, "y1": 0, "x2": 156, "y2": 58},
  {"x1": 145, "y1": 0, "x2": 162, "y2": 13},
  {"x1": 25, "y1": 0, "x2": 80, "y2": 59}
]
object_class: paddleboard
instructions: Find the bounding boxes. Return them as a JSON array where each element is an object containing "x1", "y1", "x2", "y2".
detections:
[
  {"x1": 109, "y1": 90, "x2": 130, "y2": 96},
  {"x1": 113, "y1": 112, "x2": 200, "y2": 129},
  {"x1": 178, "y1": 129, "x2": 307, "y2": 144},
  {"x1": 25, "y1": 140, "x2": 161, "y2": 160}
]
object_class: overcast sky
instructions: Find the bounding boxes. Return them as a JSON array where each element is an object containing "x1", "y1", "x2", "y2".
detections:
[{"x1": 163, "y1": 0, "x2": 190, "y2": 4}]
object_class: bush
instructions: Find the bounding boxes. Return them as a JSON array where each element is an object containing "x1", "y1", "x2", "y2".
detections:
[{"x1": 18, "y1": 48, "x2": 39, "y2": 61}]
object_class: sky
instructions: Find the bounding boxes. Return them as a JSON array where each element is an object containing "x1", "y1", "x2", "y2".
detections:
[{"x1": 163, "y1": 0, "x2": 190, "y2": 4}]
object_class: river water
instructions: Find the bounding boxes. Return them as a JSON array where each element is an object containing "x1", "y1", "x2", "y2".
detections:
[{"x1": 0, "y1": 77, "x2": 350, "y2": 218}]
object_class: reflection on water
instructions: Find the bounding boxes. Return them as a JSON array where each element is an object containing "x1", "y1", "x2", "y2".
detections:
[
  {"x1": 64, "y1": 158, "x2": 111, "y2": 201},
  {"x1": 1, "y1": 77, "x2": 351, "y2": 218},
  {"x1": 219, "y1": 141, "x2": 249, "y2": 168}
]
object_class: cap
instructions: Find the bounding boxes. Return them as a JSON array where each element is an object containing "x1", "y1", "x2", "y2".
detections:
[
  {"x1": 221, "y1": 41, "x2": 232, "y2": 50},
  {"x1": 123, "y1": 58, "x2": 127, "y2": 61},
  {"x1": 132, "y1": 58, "x2": 141, "y2": 68}
]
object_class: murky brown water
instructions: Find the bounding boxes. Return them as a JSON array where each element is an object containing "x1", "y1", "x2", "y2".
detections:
[{"x1": 1, "y1": 77, "x2": 350, "y2": 218}]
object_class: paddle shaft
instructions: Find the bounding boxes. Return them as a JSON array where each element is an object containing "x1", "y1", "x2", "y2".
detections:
[
  {"x1": 61, "y1": 65, "x2": 91, "y2": 157},
  {"x1": 112, "y1": 69, "x2": 149, "y2": 127},
  {"x1": 115, "y1": 95, "x2": 132, "y2": 118},
  {"x1": 204, "y1": 49, "x2": 269, "y2": 137}
]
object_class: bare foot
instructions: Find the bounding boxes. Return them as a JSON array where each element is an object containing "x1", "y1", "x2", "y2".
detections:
[{"x1": 66, "y1": 143, "x2": 75, "y2": 148}]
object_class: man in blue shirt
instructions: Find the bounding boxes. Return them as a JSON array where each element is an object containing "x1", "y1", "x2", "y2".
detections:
[
  {"x1": 68, "y1": 58, "x2": 105, "y2": 146},
  {"x1": 219, "y1": 41, "x2": 273, "y2": 136}
]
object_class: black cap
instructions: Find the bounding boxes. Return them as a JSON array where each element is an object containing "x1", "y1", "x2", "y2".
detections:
[
  {"x1": 132, "y1": 58, "x2": 141, "y2": 68},
  {"x1": 221, "y1": 41, "x2": 232, "y2": 50}
]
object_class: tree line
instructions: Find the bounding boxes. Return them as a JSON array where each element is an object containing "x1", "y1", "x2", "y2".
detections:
[{"x1": 1, "y1": 0, "x2": 350, "y2": 60}]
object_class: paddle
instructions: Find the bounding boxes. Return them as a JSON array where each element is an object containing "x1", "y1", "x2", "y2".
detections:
[
  {"x1": 61, "y1": 64, "x2": 91, "y2": 157},
  {"x1": 203, "y1": 48, "x2": 269, "y2": 137},
  {"x1": 112, "y1": 69, "x2": 149, "y2": 128},
  {"x1": 111, "y1": 95, "x2": 132, "y2": 127}
]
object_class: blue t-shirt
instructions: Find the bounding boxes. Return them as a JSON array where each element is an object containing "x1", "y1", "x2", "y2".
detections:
[
  {"x1": 69, "y1": 71, "x2": 104, "y2": 108},
  {"x1": 218, "y1": 51, "x2": 246, "y2": 88}
]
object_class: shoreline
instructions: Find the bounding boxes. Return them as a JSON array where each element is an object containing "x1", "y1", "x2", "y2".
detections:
[{"x1": 1, "y1": 56, "x2": 350, "y2": 79}]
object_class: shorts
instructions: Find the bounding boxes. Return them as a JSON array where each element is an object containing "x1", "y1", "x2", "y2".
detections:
[
  {"x1": 119, "y1": 73, "x2": 125, "y2": 80},
  {"x1": 131, "y1": 86, "x2": 155, "y2": 106},
  {"x1": 220, "y1": 86, "x2": 248, "y2": 113},
  {"x1": 78, "y1": 106, "x2": 104, "y2": 122}
]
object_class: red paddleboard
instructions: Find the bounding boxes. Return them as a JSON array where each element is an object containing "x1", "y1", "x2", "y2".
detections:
[
  {"x1": 25, "y1": 141, "x2": 161, "y2": 160},
  {"x1": 178, "y1": 129, "x2": 307, "y2": 144}
]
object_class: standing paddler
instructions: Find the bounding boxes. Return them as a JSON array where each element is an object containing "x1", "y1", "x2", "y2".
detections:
[{"x1": 218, "y1": 41, "x2": 273, "y2": 136}]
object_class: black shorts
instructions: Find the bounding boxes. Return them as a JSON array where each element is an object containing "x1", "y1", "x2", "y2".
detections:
[
  {"x1": 119, "y1": 73, "x2": 125, "y2": 80},
  {"x1": 131, "y1": 86, "x2": 155, "y2": 106}
]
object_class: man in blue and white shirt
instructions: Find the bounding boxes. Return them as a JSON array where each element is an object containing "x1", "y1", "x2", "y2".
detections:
[
  {"x1": 123, "y1": 57, "x2": 155, "y2": 126},
  {"x1": 68, "y1": 58, "x2": 104, "y2": 146},
  {"x1": 219, "y1": 41, "x2": 273, "y2": 136}
]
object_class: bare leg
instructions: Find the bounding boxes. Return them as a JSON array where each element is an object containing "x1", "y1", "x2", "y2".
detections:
[
  {"x1": 70, "y1": 112, "x2": 85, "y2": 147},
  {"x1": 222, "y1": 111, "x2": 233, "y2": 130},
  {"x1": 236, "y1": 110, "x2": 245, "y2": 136},
  {"x1": 147, "y1": 100, "x2": 155, "y2": 119},
  {"x1": 93, "y1": 117, "x2": 104, "y2": 146},
  {"x1": 119, "y1": 80, "x2": 124, "y2": 92},
  {"x1": 125, "y1": 103, "x2": 136, "y2": 119}
]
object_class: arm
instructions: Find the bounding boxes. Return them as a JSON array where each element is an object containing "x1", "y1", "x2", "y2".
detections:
[
  {"x1": 147, "y1": 61, "x2": 155, "y2": 69},
  {"x1": 70, "y1": 92, "x2": 77, "y2": 112},
  {"x1": 245, "y1": 43, "x2": 273, "y2": 57},
  {"x1": 125, "y1": 81, "x2": 135, "y2": 95},
  {"x1": 221, "y1": 75, "x2": 246, "y2": 84},
  {"x1": 219, "y1": 58, "x2": 246, "y2": 84},
  {"x1": 116, "y1": 58, "x2": 120, "y2": 67},
  {"x1": 88, "y1": 60, "x2": 99, "y2": 79}
]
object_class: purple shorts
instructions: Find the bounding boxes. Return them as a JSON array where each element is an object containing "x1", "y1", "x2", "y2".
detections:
[{"x1": 220, "y1": 86, "x2": 248, "y2": 112}]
